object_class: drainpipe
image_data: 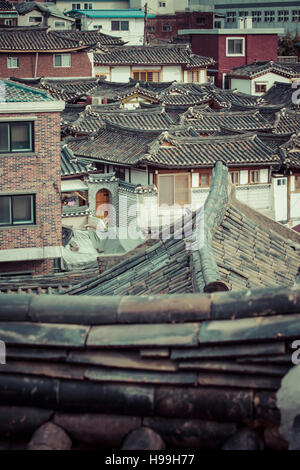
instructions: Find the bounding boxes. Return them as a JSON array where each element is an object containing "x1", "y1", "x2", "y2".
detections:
[{"x1": 34, "y1": 52, "x2": 39, "y2": 78}]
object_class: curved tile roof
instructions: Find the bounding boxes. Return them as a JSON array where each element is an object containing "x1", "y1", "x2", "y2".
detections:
[{"x1": 94, "y1": 45, "x2": 214, "y2": 67}]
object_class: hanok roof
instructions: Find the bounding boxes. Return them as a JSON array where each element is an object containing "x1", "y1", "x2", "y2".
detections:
[
  {"x1": 54, "y1": 29, "x2": 125, "y2": 46},
  {"x1": 143, "y1": 133, "x2": 280, "y2": 168},
  {"x1": 273, "y1": 109, "x2": 300, "y2": 135},
  {"x1": 70, "y1": 106, "x2": 177, "y2": 135},
  {"x1": 229, "y1": 60, "x2": 300, "y2": 79},
  {"x1": 15, "y1": 2, "x2": 73, "y2": 22},
  {"x1": 0, "y1": 79, "x2": 54, "y2": 102},
  {"x1": 0, "y1": 284, "x2": 300, "y2": 449},
  {"x1": 0, "y1": 27, "x2": 93, "y2": 52},
  {"x1": 181, "y1": 109, "x2": 274, "y2": 133},
  {"x1": 0, "y1": 0, "x2": 15, "y2": 11},
  {"x1": 61, "y1": 144, "x2": 95, "y2": 177},
  {"x1": 68, "y1": 126, "x2": 160, "y2": 165},
  {"x1": 263, "y1": 82, "x2": 300, "y2": 108},
  {"x1": 63, "y1": 162, "x2": 300, "y2": 297},
  {"x1": 40, "y1": 78, "x2": 101, "y2": 102},
  {"x1": 94, "y1": 45, "x2": 214, "y2": 68}
]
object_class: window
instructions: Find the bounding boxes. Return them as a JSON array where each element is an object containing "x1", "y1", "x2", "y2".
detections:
[
  {"x1": 196, "y1": 16, "x2": 205, "y2": 24},
  {"x1": 159, "y1": 1, "x2": 166, "y2": 7},
  {"x1": 133, "y1": 70, "x2": 160, "y2": 82},
  {"x1": 0, "y1": 194, "x2": 35, "y2": 226},
  {"x1": 264, "y1": 11, "x2": 275, "y2": 22},
  {"x1": 199, "y1": 173, "x2": 209, "y2": 187},
  {"x1": 29, "y1": 16, "x2": 42, "y2": 22},
  {"x1": 214, "y1": 21, "x2": 221, "y2": 28},
  {"x1": 230, "y1": 171, "x2": 239, "y2": 185},
  {"x1": 7, "y1": 56, "x2": 19, "y2": 68},
  {"x1": 147, "y1": 25, "x2": 156, "y2": 31},
  {"x1": 162, "y1": 24, "x2": 172, "y2": 31},
  {"x1": 84, "y1": 3, "x2": 92, "y2": 8},
  {"x1": 296, "y1": 176, "x2": 300, "y2": 190},
  {"x1": 4, "y1": 19, "x2": 12, "y2": 25},
  {"x1": 249, "y1": 170, "x2": 260, "y2": 184},
  {"x1": 54, "y1": 54, "x2": 71, "y2": 67},
  {"x1": 255, "y1": 82, "x2": 267, "y2": 93},
  {"x1": 226, "y1": 12, "x2": 236, "y2": 23},
  {"x1": 292, "y1": 10, "x2": 300, "y2": 22},
  {"x1": 277, "y1": 178, "x2": 287, "y2": 186},
  {"x1": 252, "y1": 11, "x2": 261, "y2": 23},
  {"x1": 239, "y1": 11, "x2": 249, "y2": 17},
  {"x1": 158, "y1": 174, "x2": 190, "y2": 206},
  {"x1": 54, "y1": 21, "x2": 65, "y2": 27},
  {"x1": 72, "y1": 3, "x2": 81, "y2": 9},
  {"x1": 0, "y1": 122, "x2": 33, "y2": 153},
  {"x1": 278, "y1": 10, "x2": 289, "y2": 22},
  {"x1": 226, "y1": 38, "x2": 244, "y2": 56},
  {"x1": 114, "y1": 166, "x2": 125, "y2": 181},
  {"x1": 111, "y1": 20, "x2": 129, "y2": 31},
  {"x1": 188, "y1": 70, "x2": 201, "y2": 83}
]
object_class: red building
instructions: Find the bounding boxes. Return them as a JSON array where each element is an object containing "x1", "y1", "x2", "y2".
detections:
[
  {"x1": 0, "y1": 80, "x2": 64, "y2": 275},
  {"x1": 178, "y1": 26, "x2": 283, "y2": 88},
  {"x1": 0, "y1": 27, "x2": 93, "y2": 79},
  {"x1": 147, "y1": 11, "x2": 218, "y2": 43}
]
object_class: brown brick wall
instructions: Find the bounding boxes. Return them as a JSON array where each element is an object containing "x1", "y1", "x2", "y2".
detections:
[
  {"x1": 0, "y1": 52, "x2": 92, "y2": 79},
  {"x1": 0, "y1": 111, "x2": 62, "y2": 274},
  {"x1": 0, "y1": 258, "x2": 54, "y2": 275}
]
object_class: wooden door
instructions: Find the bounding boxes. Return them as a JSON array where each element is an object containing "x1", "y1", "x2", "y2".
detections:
[{"x1": 96, "y1": 189, "x2": 110, "y2": 218}]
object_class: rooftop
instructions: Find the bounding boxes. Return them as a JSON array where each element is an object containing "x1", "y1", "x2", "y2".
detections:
[
  {"x1": 94, "y1": 45, "x2": 214, "y2": 68},
  {"x1": 68, "y1": 8, "x2": 155, "y2": 18},
  {"x1": 0, "y1": 79, "x2": 54, "y2": 102}
]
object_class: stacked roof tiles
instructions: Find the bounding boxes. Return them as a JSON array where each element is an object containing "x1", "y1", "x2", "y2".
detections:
[{"x1": 0, "y1": 284, "x2": 299, "y2": 449}]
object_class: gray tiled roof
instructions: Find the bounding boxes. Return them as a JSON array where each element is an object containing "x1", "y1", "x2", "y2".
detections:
[
  {"x1": 0, "y1": 0, "x2": 14, "y2": 10},
  {"x1": 1, "y1": 79, "x2": 54, "y2": 102},
  {"x1": 0, "y1": 27, "x2": 92, "y2": 51},
  {"x1": 16, "y1": 2, "x2": 71, "y2": 21},
  {"x1": 61, "y1": 144, "x2": 94, "y2": 177},
  {"x1": 273, "y1": 109, "x2": 300, "y2": 135},
  {"x1": 94, "y1": 45, "x2": 214, "y2": 68},
  {"x1": 62, "y1": 162, "x2": 300, "y2": 298},
  {"x1": 229, "y1": 60, "x2": 300, "y2": 79}
]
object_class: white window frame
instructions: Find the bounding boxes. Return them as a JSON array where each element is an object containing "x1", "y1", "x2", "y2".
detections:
[
  {"x1": 53, "y1": 54, "x2": 71, "y2": 68},
  {"x1": 226, "y1": 37, "x2": 245, "y2": 57},
  {"x1": 7, "y1": 56, "x2": 19, "y2": 69}
]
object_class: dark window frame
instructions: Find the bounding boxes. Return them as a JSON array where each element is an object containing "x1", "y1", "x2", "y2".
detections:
[
  {"x1": 0, "y1": 121, "x2": 34, "y2": 154},
  {"x1": 0, "y1": 194, "x2": 36, "y2": 226}
]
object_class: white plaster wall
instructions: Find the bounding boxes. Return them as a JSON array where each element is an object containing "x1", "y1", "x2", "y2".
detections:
[
  {"x1": 236, "y1": 185, "x2": 272, "y2": 211},
  {"x1": 239, "y1": 170, "x2": 248, "y2": 184},
  {"x1": 272, "y1": 177, "x2": 288, "y2": 221},
  {"x1": 18, "y1": 11, "x2": 43, "y2": 26},
  {"x1": 250, "y1": 72, "x2": 291, "y2": 96},
  {"x1": 111, "y1": 65, "x2": 130, "y2": 81},
  {"x1": 162, "y1": 65, "x2": 182, "y2": 82},
  {"x1": 260, "y1": 168, "x2": 269, "y2": 183},
  {"x1": 130, "y1": 0, "x2": 188, "y2": 14},
  {"x1": 83, "y1": 17, "x2": 144, "y2": 45},
  {"x1": 56, "y1": 1, "x2": 130, "y2": 12},
  {"x1": 191, "y1": 188, "x2": 209, "y2": 211},
  {"x1": 291, "y1": 193, "x2": 300, "y2": 220},
  {"x1": 230, "y1": 78, "x2": 251, "y2": 94},
  {"x1": 131, "y1": 168, "x2": 148, "y2": 185}
]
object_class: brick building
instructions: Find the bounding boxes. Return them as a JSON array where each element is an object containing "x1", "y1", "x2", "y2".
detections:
[
  {"x1": 0, "y1": 27, "x2": 95, "y2": 79},
  {"x1": 178, "y1": 24, "x2": 284, "y2": 88},
  {"x1": 147, "y1": 10, "x2": 222, "y2": 43},
  {"x1": 0, "y1": 80, "x2": 65, "y2": 275}
]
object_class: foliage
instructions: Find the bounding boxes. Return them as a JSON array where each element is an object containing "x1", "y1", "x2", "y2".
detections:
[{"x1": 278, "y1": 32, "x2": 300, "y2": 56}]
